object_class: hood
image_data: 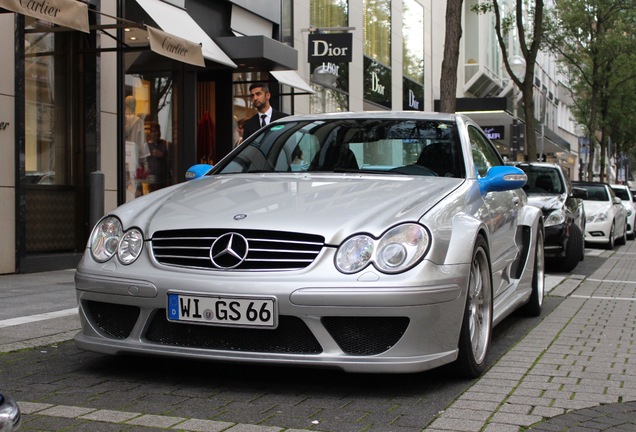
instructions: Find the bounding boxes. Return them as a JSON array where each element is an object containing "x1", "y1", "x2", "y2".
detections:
[
  {"x1": 583, "y1": 200, "x2": 611, "y2": 215},
  {"x1": 525, "y1": 193, "x2": 565, "y2": 211},
  {"x1": 113, "y1": 173, "x2": 464, "y2": 243}
]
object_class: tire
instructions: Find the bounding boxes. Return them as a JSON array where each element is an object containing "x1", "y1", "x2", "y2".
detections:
[
  {"x1": 455, "y1": 236, "x2": 492, "y2": 378},
  {"x1": 556, "y1": 225, "x2": 582, "y2": 272},
  {"x1": 523, "y1": 227, "x2": 545, "y2": 317},
  {"x1": 606, "y1": 224, "x2": 615, "y2": 250},
  {"x1": 617, "y1": 220, "x2": 627, "y2": 245}
]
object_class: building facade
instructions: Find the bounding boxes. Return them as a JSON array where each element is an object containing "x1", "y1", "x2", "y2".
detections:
[
  {"x1": 1, "y1": 0, "x2": 581, "y2": 274},
  {"x1": 0, "y1": 0, "x2": 311, "y2": 274}
]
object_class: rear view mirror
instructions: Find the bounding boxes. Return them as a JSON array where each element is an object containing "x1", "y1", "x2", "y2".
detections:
[{"x1": 185, "y1": 164, "x2": 213, "y2": 180}]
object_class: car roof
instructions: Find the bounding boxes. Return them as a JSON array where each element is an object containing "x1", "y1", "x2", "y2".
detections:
[
  {"x1": 516, "y1": 162, "x2": 561, "y2": 169},
  {"x1": 572, "y1": 181, "x2": 610, "y2": 186},
  {"x1": 279, "y1": 111, "x2": 461, "y2": 123}
]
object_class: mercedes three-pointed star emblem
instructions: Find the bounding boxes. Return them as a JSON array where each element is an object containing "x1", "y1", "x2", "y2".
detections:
[{"x1": 210, "y1": 233, "x2": 249, "y2": 269}]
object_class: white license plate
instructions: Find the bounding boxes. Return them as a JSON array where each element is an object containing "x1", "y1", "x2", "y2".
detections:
[{"x1": 167, "y1": 293, "x2": 276, "y2": 328}]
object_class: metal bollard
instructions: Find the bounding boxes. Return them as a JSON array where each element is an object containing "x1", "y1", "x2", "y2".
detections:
[{"x1": 89, "y1": 171, "x2": 105, "y2": 229}]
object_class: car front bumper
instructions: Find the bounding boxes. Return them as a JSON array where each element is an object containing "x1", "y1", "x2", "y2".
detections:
[{"x1": 74, "y1": 257, "x2": 469, "y2": 374}]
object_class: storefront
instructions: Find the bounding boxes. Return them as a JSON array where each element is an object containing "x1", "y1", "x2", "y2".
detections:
[{"x1": 1, "y1": 0, "x2": 308, "y2": 274}]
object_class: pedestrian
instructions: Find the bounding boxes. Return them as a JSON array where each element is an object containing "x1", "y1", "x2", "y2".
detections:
[
  {"x1": 144, "y1": 121, "x2": 170, "y2": 193},
  {"x1": 242, "y1": 83, "x2": 289, "y2": 139}
]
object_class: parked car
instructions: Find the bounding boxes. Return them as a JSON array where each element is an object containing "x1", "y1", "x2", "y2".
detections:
[
  {"x1": 610, "y1": 185, "x2": 635, "y2": 240},
  {"x1": 516, "y1": 162, "x2": 586, "y2": 272},
  {"x1": 0, "y1": 392, "x2": 21, "y2": 431},
  {"x1": 75, "y1": 112, "x2": 545, "y2": 378},
  {"x1": 572, "y1": 181, "x2": 628, "y2": 249}
]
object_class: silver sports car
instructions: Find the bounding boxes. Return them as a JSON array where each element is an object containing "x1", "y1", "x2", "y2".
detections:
[{"x1": 75, "y1": 112, "x2": 544, "y2": 377}]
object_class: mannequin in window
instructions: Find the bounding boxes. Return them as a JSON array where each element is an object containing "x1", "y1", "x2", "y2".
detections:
[{"x1": 241, "y1": 83, "x2": 289, "y2": 139}]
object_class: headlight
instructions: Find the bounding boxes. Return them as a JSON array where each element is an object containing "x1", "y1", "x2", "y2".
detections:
[
  {"x1": 586, "y1": 210, "x2": 609, "y2": 223},
  {"x1": 544, "y1": 209, "x2": 565, "y2": 227},
  {"x1": 89, "y1": 216, "x2": 123, "y2": 262},
  {"x1": 335, "y1": 235, "x2": 374, "y2": 273},
  {"x1": 336, "y1": 224, "x2": 430, "y2": 274},
  {"x1": 89, "y1": 216, "x2": 144, "y2": 264},
  {"x1": 118, "y1": 229, "x2": 144, "y2": 265}
]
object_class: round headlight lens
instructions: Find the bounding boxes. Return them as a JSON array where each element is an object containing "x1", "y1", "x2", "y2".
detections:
[
  {"x1": 376, "y1": 224, "x2": 430, "y2": 273},
  {"x1": 544, "y1": 210, "x2": 565, "y2": 227},
  {"x1": 336, "y1": 235, "x2": 374, "y2": 273},
  {"x1": 118, "y1": 229, "x2": 144, "y2": 265},
  {"x1": 89, "y1": 216, "x2": 123, "y2": 262}
]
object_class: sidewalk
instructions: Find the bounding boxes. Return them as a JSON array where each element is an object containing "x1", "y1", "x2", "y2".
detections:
[{"x1": 1, "y1": 244, "x2": 635, "y2": 431}]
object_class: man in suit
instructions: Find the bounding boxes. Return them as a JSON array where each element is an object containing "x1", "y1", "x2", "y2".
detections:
[{"x1": 242, "y1": 83, "x2": 289, "y2": 139}]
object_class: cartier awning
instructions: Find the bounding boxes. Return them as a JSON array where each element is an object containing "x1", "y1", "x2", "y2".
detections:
[
  {"x1": 0, "y1": 0, "x2": 89, "y2": 33},
  {"x1": 135, "y1": 0, "x2": 236, "y2": 68},
  {"x1": 147, "y1": 26, "x2": 204, "y2": 67}
]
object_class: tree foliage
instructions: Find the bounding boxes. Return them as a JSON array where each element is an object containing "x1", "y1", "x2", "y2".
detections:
[{"x1": 546, "y1": 0, "x2": 636, "y2": 182}]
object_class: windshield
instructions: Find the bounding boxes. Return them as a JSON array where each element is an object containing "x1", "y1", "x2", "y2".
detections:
[
  {"x1": 518, "y1": 166, "x2": 564, "y2": 194},
  {"x1": 611, "y1": 187, "x2": 630, "y2": 201},
  {"x1": 214, "y1": 119, "x2": 465, "y2": 178},
  {"x1": 577, "y1": 185, "x2": 609, "y2": 201}
]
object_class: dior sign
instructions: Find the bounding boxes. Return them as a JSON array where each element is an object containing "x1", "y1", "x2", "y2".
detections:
[
  {"x1": 308, "y1": 33, "x2": 352, "y2": 63},
  {"x1": 0, "y1": 122, "x2": 9, "y2": 130}
]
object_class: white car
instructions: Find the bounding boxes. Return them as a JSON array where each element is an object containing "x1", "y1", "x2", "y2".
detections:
[
  {"x1": 573, "y1": 181, "x2": 628, "y2": 249},
  {"x1": 610, "y1": 185, "x2": 635, "y2": 240}
]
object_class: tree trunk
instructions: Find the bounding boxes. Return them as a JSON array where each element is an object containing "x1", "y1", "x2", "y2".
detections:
[{"x1": 439, "y1": 0, "x2": 464, "y2": 113}]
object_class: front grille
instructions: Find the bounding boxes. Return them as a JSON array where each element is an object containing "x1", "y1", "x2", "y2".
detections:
[
  {"x1": 84, "y1": 301, "x2": 140, "y2": 339},
  {"x1": 322, "y1": 317, "x2": 410, "y2": 355},
  {"x1": 151, "y1": 229, "x2": 324, "y2": 271},
  {"x1": 145, "y1": 311, "x2": 323, "y2": 354}
]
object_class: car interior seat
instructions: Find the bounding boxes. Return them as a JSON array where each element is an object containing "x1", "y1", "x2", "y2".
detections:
[
  {"x1": 534, "y1": 175, "x2": 554, "y2": 193},
  {"x1": 417, "y1": 143, "x2": 455, "y2": 177}
]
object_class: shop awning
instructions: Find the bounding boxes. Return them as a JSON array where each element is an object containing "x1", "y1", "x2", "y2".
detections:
[
  {"x1": 0, "y1": 0, "x2": 89, "y2": 33},
  {"x1": 270, "y1": 70, "x2": 315, "y2": 94},
  {"x1": 146, "y1": 26, "x2": 204, "y2": 67},
  {"x1": 135, "y1": 0, "x2": 236, "y2": 68}
]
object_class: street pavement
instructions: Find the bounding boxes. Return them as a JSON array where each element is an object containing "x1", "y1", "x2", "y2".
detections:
[{"x1": 1, "y1": 241, "x2": 635, "y2": 431}]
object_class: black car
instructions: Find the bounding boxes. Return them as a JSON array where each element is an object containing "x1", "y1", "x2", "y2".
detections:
[{"x1": 517, "y1": 163, "x2": 587, "y2": 272}]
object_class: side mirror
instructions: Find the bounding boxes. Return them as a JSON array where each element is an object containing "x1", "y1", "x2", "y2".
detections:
[
  {"x1": 613, "y1": 196, "x2": 622, "y2": 205},
  {"x1": 572, "y1": 187, "x2": 588, "y2": 199},
  {"x1": 478, "y1": 165, "x2": 527, "y2": 195},
  {"x1": 185, "y1": 164, "x2": 213, "y2": 180}
]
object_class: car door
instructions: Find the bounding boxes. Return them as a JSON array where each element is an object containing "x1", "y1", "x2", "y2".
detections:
[
  {"x1": 468, "y1": 125, "x2": 521, "y2": 298},
  {"x1": 609, "y1": 186, "x2": 627, "y2": 235}
]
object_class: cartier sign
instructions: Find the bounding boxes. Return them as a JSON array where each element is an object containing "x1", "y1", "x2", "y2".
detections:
[
  {"x1": 147, "y1": 26, "x2": 205, "y2": 67},
  {"x1": 308, "y1": 33, "x2": 352, "y2": 63},
  {"x1": 0, "y1": 0, "x2": 89, "y2": 33}
]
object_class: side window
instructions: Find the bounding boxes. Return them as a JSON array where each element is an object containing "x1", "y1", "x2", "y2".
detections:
[{"x1": 468, "y1": 126, "x2": 504, "y2": 177}]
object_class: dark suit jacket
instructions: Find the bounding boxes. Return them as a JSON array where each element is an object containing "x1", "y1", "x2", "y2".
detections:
[{"x1": 242, "y1": 109, "x2": 288, "y2": 140}]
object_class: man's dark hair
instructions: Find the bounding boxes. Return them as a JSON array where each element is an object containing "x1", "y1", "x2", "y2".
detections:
[{"x1": 249, "y1": 83, "x2": 270, "y2": 93}]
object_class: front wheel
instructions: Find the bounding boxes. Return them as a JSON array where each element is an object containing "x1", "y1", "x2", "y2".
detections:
[
  {"x1": 606, "y1": 223, "x2": 615, "y2": 250},
  {"x1": 455, "y1": 236, "x2": 492, "y2": 378},
  {"x1": 554, "y1": 224, "x2": 581, "y2": 272},
  {"x1": 617, "y1": 220, "x2": 627, "y2": 245}
]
